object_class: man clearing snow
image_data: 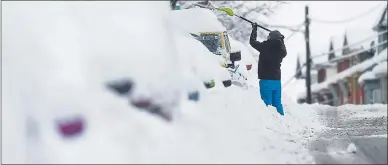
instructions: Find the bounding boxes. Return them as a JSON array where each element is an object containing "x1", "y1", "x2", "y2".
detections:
[{"x1": 249, "y1": 23, "x2": 287, "y2": 116}]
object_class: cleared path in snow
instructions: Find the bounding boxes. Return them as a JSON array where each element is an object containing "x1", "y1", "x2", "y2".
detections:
[{"x1": 309, "y1": 106, "x2": 387, "y2": 164}]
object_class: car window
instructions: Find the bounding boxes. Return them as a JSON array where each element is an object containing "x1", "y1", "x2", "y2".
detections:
[{"x1": 197, "y1": 33, "x2": 222, "y2": 54}]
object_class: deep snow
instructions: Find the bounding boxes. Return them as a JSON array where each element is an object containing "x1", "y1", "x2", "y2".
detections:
[{"x1": 2, "y1": 1, "x2": 375, "y2": 164}]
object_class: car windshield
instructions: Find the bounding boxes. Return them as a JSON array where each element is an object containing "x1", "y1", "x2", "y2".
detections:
[{"x1": 197, "y1": 34, "x2": 222, "y2": 54}]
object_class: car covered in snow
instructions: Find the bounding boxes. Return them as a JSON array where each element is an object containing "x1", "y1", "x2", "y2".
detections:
[{"x1": 169, "y1": 7, "x2": 245, "y2": 89}]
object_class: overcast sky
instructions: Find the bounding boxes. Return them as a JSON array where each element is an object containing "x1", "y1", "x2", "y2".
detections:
[{"x1": 266, "y1": 1, "x2": 387, "y2": 101}]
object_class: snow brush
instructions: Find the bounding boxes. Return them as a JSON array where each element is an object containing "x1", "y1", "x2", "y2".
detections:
[{"x1": 216, "y1": 7, "x2": 271, "y2": 32}]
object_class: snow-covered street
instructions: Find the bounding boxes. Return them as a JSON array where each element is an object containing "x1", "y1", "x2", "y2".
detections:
[{"x1": 309, "y1": 104, "x2": 387, "y2": 164}]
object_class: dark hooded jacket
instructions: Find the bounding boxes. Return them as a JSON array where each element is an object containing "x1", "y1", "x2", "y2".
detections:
[{"x1": 250, "y1": 26, "x2": 287, "y2": 80}]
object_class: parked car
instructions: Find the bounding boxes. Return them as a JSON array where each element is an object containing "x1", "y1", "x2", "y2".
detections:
[{"x1": 170, "y1": 7, "x2": 244, "y2": 89}]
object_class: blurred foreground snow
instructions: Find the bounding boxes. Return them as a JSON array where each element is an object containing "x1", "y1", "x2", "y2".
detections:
[{"x1": 3, "y1": 1, "x2": 386, "y2": 164}]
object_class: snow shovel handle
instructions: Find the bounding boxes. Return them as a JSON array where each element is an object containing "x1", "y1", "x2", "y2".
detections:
[{"x1": 236, "y1": 15, "x2": 271, "y2": 32}]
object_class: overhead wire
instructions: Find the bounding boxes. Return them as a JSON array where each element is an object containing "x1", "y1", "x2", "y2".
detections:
[
  {"x1": 284, "y1": 22, "x2": 305, "y2": 42},
  {"x1": 309, "y1": 2, "x2": 385, "y2": 24},
  {"x1": 310, "y1": 30, "x2": 387, "y2": 60},
  {"x1": 282, "y1": 3, "x2": 386, "y2": 90}
]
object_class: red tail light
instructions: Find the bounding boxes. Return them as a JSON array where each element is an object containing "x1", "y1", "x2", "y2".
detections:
[
  {"x1": 57, "y1": 117, "x2": 85, "y2": 138},
  {"x1": 246, "y1": 64, "x2": 252, "y2": 70}
]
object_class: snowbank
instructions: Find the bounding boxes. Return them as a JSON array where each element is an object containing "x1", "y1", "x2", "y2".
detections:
[
  {"x1": 169, "y1": 8, "x2": 233, "y2": 83},
  {"x1": 372, "y1": 60, "x2": 387, "y2": 77},
  {"x1": 165, "y1": 87, "x2": 322, "y2": 164},
  {"x1": 169, "y1": 8, "x2": 227, "y2": 34},
  {"x1": 3, "y1": 1, "x2": 182, "y2": 163},
  {"x1": 3, "y1": 1, "x2": 327, "y2": 164},
  {"x1": 172, "y1": 30, "x2": 231, "y2": 84}
]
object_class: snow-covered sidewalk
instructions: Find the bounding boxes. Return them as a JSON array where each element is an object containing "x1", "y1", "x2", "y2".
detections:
[{"x1": 337, "y1": 104, "x2": 387, "y2": 118}]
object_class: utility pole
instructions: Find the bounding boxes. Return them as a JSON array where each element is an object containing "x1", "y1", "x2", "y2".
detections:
[{"x1": 305, "y1": 5, "x2": 312, "y2": 104}]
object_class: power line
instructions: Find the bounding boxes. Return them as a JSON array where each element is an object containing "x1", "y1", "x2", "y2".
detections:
[
  {"x1": 309, "y1": 3, "x2": 384, "y2": 24},
  {"x1": 267, "y1": 24, "x2": 305, "y2": 32},
  {"x1": 285, "y1": 23, "x2": 305, "y2": 42}
]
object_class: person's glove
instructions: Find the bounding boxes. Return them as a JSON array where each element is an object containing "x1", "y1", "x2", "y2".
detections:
[{"x1": 252, "y1": 22, "x2": 258, "y2": 30}]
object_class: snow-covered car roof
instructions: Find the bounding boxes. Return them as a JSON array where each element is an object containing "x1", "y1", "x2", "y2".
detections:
[
  {"x1": 169, "y1": 8, "x2": 227, "y2": 34},
  {"x1": 174, "y1": 31, "x2": 231, "y2": 82}
]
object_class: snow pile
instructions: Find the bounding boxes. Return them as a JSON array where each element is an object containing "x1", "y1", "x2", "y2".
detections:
[
  {"x1": 3, "y1": 1, "x2": 181, "y2": 163},
  {"x1": 346, "y1": 143, "x2": 357, "y2": 154},
  {"x1": 372, "y1": 60, "x2": 387, "y2": 77},
  {"x1": 172, "y1": 30, "x2": 231, "y2": 86},
  {"x1": 2, "y1": 71, "x2": 27, "y2": 163},
  {"x1": 2, "y1": 1, "x2": 327, "y2": 164},
  {"x1": 358, "y1": 71, "x2": 376, "y2": 84},
  {"x1": 336, "y1": 104, "x2": 387, "y2": 118},
  {"x1": 228, "y1": 37, "x2": 258, "y2": 81},
  {"x1": 165, "y1": 87, "x2": 322, "y2": 164},
  {"x1": 169, "y1": 7, "x2": 226, "y2": 34},
  {"x1": 169, "y1": 7, "x2": 234, "y2": 84}
]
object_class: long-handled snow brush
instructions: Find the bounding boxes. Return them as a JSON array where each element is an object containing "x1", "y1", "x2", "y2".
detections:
[{"x1": 216, "y1": 7, "x2": 272, "y2": 32}]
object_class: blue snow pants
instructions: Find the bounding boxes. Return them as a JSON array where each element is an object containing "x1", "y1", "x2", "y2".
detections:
[{"x1": 259, "y1": 80, "x2": 284, "y2": 116}]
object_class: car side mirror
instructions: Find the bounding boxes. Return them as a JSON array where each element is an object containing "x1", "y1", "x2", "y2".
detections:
[{"x1": 230, "y1": 51, "x2": 241, "y2": 62}]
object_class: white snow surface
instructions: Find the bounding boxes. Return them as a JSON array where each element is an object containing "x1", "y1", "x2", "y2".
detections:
[
  {"x1": 346, "y1": 143, "x2": 357, "y2": 154},
  {"x1": 172, "y1": 29, "x2": 231, "y2": 85},
  {"x1": 2, "y1": 1, "x2": 330, "y2": 164},
  {"x1": 3, "y1": 1, "x2": 181, "y2": 163},
  {"x1": 372, "y1": 60, "x2": 387, "y2": 77},
  {"x1": 169, "y1": 8, "x2": 227, "y2": 34},
  {"x1": 336, "y1": 104, "x2": 387, "y2": 118}
]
